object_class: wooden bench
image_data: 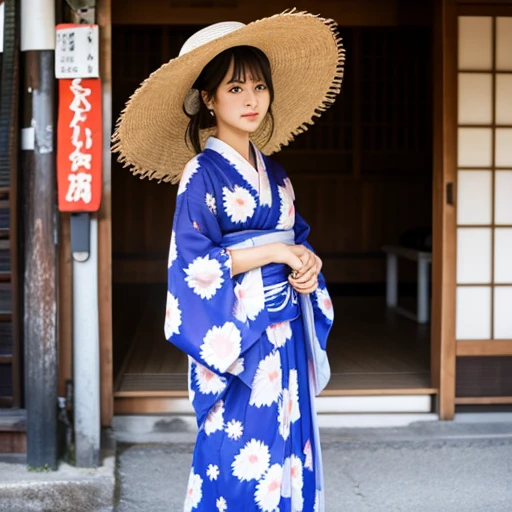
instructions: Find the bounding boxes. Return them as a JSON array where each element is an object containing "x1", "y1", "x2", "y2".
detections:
[{"x1": 382, "y1": 245, "x2": 432, "y2": 324}]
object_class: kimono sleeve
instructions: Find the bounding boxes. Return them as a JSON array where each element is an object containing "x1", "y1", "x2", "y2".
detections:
[
  {"x1": 165, "y1": 159, "x2": 267, "y2": 378},
  {"x1": 293, "y1": 203, "x2": 334, "y2": 351}
]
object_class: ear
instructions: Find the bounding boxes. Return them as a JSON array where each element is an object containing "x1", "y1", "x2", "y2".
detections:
[{"x1": 200, "y1": 90, "x2": 211, "y2": 108}]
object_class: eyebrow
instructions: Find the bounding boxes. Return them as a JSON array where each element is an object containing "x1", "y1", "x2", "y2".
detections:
[{"x1": 227, "y1": 77, "x2": 264, "y2": 85}]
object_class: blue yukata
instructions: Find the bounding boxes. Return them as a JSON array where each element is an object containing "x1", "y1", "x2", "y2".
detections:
[{"x1": 165, "y1": 136, "x2": 334, "y2": 512}]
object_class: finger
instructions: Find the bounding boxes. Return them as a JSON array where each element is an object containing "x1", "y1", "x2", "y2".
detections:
[
  {"x1": 287, "y1": 252, "x2": 304, "y2": 272},
  {"x1": 295, "y1": 251, "x2": 315, "y2": 277},
  {"x1": 293, "y1": 266, "x2": 317, "y2": 284},
  {"x1": 315, "y1": 255, "x2": 323, "y2": 273},
  {"x1": 293, "y1": 281, "x2": 319, "y2": 294},
  {"x1": 290, "y1": 275, "x2": 318, "y2": 291},
  {"x1": 294, "y1": 265, "x2": 315, "y2": 281}
]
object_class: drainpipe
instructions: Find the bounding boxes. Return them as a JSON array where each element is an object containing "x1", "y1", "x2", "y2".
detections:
[{"x1": 64, "y1": 0, "x2": 100, "y2": 468}]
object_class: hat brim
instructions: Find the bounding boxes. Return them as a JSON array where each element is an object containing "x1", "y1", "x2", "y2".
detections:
[{"x1": 112, "y1": 9, "x2": 345, "y2": 183}]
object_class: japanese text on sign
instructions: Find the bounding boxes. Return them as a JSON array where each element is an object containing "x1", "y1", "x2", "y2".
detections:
[
  {"x1": 55, "y1": 24, "x2": 99, "y2": 79},
  {"x1": 57, "y1": 78, "x2": 102, "y2": 212}
]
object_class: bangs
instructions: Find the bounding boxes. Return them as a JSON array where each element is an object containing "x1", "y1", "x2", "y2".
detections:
[{"x1": 228, "y1": 46, "x2": 271, "y2": 85}]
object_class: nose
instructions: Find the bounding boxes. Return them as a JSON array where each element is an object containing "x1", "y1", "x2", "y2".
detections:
[{"x1": 244, "y1": 88, "x2": 257, "y2": 108}]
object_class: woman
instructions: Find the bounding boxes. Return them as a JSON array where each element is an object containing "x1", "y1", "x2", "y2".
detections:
[{"x1": 113, "y1": 10, "x2": 344, "y2": 512}]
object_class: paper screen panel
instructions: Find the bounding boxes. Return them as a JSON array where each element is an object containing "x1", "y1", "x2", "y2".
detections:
[
  {"x1": 457, "y1": 170, "x2": 492, "y2": 225},
  {"x1": 494, "y1": 287, "x2": 512, "y2": 339},
  {"x1": 494, "y1": 228, "x2": 512, "y2": 284},
  {"x1": 456, "y1": 286, "x2": 492, "y2": 339},
  {"x1": 496, "y1": 17, "x2": 512, "y2": 71},
  {"x1": 458, "y1": 73, "x2": 493, "y2": 125},
  {"x1": 457, "y1": 228, "x2": 492, "y2": 284},
  {"x1": 495, "y1": 129, "x2": 512, "y2": 167},
  {"x1": 458, "y1": 128, "x2": 492, "y2": 167},
  {"x1": 458, "y1": 17, "x2": 493, "y2": 71},
  {"x1": 496, "y1": 75, "x2": 512, "y2": 125},
  {"x1": 495, "y1": 171, "x2": 512, "y2": 225}
]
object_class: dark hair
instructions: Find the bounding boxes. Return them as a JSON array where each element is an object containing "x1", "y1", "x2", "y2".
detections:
[{"x1": 184, "y1": 45, "x2": 275, "y2": 155}]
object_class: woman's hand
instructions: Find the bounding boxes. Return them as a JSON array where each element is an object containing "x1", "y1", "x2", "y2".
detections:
[
  {"x1": 230, "y1": 242, "x2": 322, "y2": 294},
  {"x1": 287, "y1": 245, "x2": 323, "y2": 294},
  {"x1": 272, "y1": 243, "x2": 304, "y2": 272}
]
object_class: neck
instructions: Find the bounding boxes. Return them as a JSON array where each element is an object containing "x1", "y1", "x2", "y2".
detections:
[{"x1": 215, "y1": 127, "x2": 252, "y2": 163}]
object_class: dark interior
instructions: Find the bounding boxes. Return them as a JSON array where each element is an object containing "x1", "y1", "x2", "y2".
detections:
[{"x1": 111, "y1": 23, "x2": 434, "y2": 393}]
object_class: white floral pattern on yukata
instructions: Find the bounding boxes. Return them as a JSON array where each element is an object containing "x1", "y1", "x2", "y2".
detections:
[{"x1": 166, "y1": 136, "x2": 333, "y2": 511}]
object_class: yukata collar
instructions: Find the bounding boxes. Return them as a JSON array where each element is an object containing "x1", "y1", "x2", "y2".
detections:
[{"x1": 205, "y1": 137, "x2": 272, "y2": 206}]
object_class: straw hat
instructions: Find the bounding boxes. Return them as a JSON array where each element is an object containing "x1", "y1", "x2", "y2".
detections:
[{"x1": 112, "y1": 8, "x2": 345, "y2": 183}]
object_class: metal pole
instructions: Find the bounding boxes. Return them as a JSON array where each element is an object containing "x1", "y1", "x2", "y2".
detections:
[{"x1": 20, "y1": 0, "x2": 58, "y2": 470}]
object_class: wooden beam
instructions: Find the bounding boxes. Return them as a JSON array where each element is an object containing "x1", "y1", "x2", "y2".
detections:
[
  {"x1": 111, "y1": 0, "x2": 429, "y2": 27},
  {"x1": 98, "y1": 0, "x2": 114, "y2": 428},
  {"x1": 114, "y1": 387, "x2": 439, "y2": 399},
  {"x1": 457, "y1": 340, "x2": 512, "y2": 356},
  {"x1": 457, "y1": 4, "x2": 512, "y2": 16},
  {"x1": 114, "y1": 388, "x2": 439, "y2": 414},
  {"x1": 115, "y1": 390, "x2": 188, "y2": 398},
  {"x1": 455, "y1": 396, "x2": 512, "y2": 405}
]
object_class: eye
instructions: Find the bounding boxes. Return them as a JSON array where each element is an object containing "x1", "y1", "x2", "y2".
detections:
[
  {"x1": 229, "y1": 86, "x2": 242, "y2": 93},
  {"x1": 256, "y1": 83, "x2": 267, "y2": 91}
]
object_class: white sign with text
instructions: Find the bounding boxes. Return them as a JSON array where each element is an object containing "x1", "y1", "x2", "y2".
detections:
[{"x1": 55, "y1": 24, "x2": 99, "y2": 79}]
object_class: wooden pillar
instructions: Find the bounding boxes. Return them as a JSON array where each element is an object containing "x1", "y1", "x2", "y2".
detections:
[
  {"x1": 97, "y1": 0, "x2": 113, "y2": 428},
  {"x1": 432, "y1": 0, "x2": 457, "y2": 420},
  {"x1": 20, "y1": 0, "x2": 58, "y2": 469},
  {"x1": 21, "y1": 51, "x2": 59, "y2": 469}
]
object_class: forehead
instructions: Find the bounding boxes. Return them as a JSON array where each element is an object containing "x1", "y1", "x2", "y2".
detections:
[{"x1": 222, "y1": 57, "x2": 263, "y2": 83}]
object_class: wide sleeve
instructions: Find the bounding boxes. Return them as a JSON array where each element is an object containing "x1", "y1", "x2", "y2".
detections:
[
  {"x1": 165, "y1": 158, "x2": 269, "y2": 381},
  {"x1": 293, "y1": 203, "x2": 334, "y2": 351}
]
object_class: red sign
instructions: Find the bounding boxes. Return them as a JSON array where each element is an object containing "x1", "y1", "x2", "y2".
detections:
[{"x1": 57, "y1": 78, "x2": 102, "y2": 212}]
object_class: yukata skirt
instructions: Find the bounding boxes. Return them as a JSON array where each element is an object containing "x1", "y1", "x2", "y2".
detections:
[{"x1": 185, "y1": 230, "x2": 328, "y2": 512}]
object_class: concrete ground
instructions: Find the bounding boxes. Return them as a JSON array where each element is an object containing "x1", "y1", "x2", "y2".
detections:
[
  {"x1": 115, "y1": 418, "x2": 512, "y2": 512},
  {"x1": 0, "y1": 431, "x2": 116, "y2": 512}
]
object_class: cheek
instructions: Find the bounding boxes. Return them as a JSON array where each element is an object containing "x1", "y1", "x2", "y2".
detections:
[
  {"x1": 261, "y1": 92, "x2": 271, "y2": 113},
  {"x1": 216, "y1": 94, "x2": 241, "y2": 118}
]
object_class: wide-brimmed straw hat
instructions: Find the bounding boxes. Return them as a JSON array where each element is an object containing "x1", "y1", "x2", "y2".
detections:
[{"x1": 112, "y1": 8, "x2": 345, "y2": 183}]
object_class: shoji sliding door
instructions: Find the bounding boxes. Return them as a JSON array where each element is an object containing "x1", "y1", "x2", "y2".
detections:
[{"x1": 454, "y1": 11, "x2": 512, "y2": 407}]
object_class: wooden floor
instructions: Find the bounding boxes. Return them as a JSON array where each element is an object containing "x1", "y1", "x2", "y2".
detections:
[{"x1": 115, "y1": 295, "x2": 434, "y2": 396}]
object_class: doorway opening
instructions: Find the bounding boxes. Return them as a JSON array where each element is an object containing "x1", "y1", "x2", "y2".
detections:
[{"x1": 111, "y1": 22, "x2": 437, "y2": 414}]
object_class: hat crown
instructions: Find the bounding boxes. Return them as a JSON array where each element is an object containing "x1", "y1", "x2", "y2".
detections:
[{"x1": 179, "y1": 21, "x2": 246, "y2": 57}]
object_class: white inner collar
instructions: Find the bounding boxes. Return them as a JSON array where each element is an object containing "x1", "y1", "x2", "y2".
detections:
[{"x1": 205, "y1": 136, "x2": 261, "y2": 192}]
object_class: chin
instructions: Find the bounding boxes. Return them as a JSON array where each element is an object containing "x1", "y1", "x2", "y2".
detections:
[{"x1": 242, "y1": 120, "x2": 264, "y2": 133}]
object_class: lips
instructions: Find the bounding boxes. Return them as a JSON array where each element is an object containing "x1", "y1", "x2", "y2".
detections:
[{"x1": 242, "y1": 112, "x2": 258, "y2": 118}]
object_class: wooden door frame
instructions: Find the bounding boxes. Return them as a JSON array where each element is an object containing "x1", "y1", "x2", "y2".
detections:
[
  {"x1": 431, "y1": 0, "x2": 458, "y2": 420},
  {"x1": 432, "y1": 0, "x2": 512, "y2": 420},
  {"x1": 98, "y1": 0, "x2": 114, "y2": 427},
  {"x1": 102, "y1": 0, "x2": 467, "y2": 422}
]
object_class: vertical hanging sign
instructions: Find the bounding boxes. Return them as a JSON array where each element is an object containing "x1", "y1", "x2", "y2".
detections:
[
  {"x1": 56, "y1": 23, "x2": 102, "y2": 212},
  {"x1": 55, "y1": 24, "x2": 99, "y2": 78},
  {"x1": 57, "y1": 78, "x2": 102, "y2": 212}
]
